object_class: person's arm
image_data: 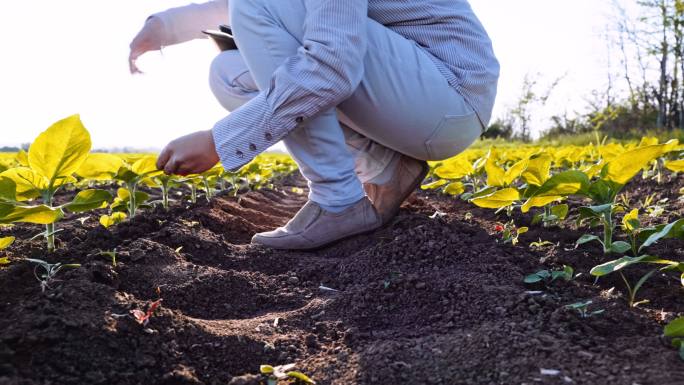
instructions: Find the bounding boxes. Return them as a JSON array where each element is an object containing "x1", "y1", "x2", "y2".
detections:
[
  {"x1": 151, "y1": 0, "x2": 230, "y2": 46},
  {"x1": 210, "y1": 0, "x2": 369, "y2": 172}
]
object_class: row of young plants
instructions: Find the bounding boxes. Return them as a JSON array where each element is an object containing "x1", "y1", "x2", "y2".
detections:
[
  {"x1": 0, "y1": 114, "x2": 297, "y2": 251},
  {"x1": 0, "y1": 114, "x2": 297, "y2": 293},
  {"x1": 0, "y1": 116, "x2": 313, "y2": 383},
  {"x1": 421, "y1": 137, "x2": 684, "y2": 358}
]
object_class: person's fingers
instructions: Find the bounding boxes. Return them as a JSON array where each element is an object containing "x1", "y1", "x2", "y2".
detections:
[
  {"x1": 156, "y1": 147, "x2": 172, "y2": 170},
  {"x1": 164, "y1": 157, "x2": 180, "y2": 175}
]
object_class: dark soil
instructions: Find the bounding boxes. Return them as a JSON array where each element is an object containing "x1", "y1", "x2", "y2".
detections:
[{"x1": 1, "y1": 174, "x2": 684, "y2": 385}]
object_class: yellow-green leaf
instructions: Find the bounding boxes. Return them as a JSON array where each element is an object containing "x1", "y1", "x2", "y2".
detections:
[
  {"x1": 521, "y1": 196, "x2": 564, "y2": 213},
  {"x1": 504, "y1": 158, "x2": 529, "y2": 185},
  {"x1": 66, "y1": 189, "x2": 112, "y2": 213},
  {"x1": 444, "y1": 182, "x2": 465, "y2": 196},
  {"x1": 521, "y1": 153, "x2": 552, "y2": 186},
  {"x1": 421, "y1": 179, "x2": 448, "y2": 190},
  {"x1": 28, "y1": 114, "x2": 91, "y2": 187},
  {"x1": 99, "y1": 212, "x2": 127, "y2": 228},
  {"x1": 260, "y1": 365, "x2": 275, "y2": 375},
  {"x1": 434, "y1": 158, "x2": 473, "y2": 179},
  {"x1": 132, "y1": 156, "x2": 162, "y2": 177},
  {"x1": 0, "y1": 168, "x2": 44, "y2": 200},
  {"x1": 287, "y1": 371, "x2": 316, "y2": 384},
  {"x1": 0, "y1": 236, "x2": 14, "y2": 250},
  {"x1": 471, "y1": 188, "x2": 520, "y2": 209},
  {"x1": 665, "y1": 159, "x2": 684, "y2": 172},
  {"x1": 16, "y1": 149, "x2": 29, "y2": 167},
  {"x1": 622, "y1": 208, "x2": 640, "y2": 232},
  {"x1": 603, "y1": 141, "x2": 677, "y2": 185},
  {"x1": 0, "y1": 204, "x2": 63, "y2": 225},
  {"x1": 77, "y1": 153, "x2": 125, "y2": 180},
  {"x1": 485, "y1": 154, "x2": 506, "y2": 187}
]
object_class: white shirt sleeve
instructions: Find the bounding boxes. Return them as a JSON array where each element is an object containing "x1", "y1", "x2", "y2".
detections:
[{"x1": 151, "y1": 1, "x2": 229, "y2": 46}]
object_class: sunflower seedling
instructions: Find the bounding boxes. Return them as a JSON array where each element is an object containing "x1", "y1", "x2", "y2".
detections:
[
  {"x1": 565, "y1": 300, "x2": 604, "y2": 318},
  {"x1": 26, "y1": 258, "x2": 81, "y2": 292},
  {"x1": 0, "y1": 115, "x2": 113, "y2": 251},
  {"x1": 524, "y1": 265, "x2": 574, "y2": 285},
  {"x1": 98, "y1": 249, "x2": 118, "y2": 267}
]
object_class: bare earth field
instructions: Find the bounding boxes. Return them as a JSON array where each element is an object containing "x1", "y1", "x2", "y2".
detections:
[{"x1": 1, "y1": 175, "x2": 683, "y2": 385}]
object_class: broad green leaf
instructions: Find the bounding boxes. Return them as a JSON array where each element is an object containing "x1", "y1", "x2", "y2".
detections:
[
  {"x1": 0, "y1": 236, "x2": 14, "y2": 250},
  {"x1": 65, "y1": 189, "x2": 112, "y2": 213},
  {"x1": 28, "y1": 114, "x2": 91, "y2": 187},
  {"x1": 551, "y1": 204, "x2": 569, "y2": 220},
  {"x1": 443, "y1": 182, "x2": 465, "y2": 196},
  {"x1": 0, "y1": 177, "x2": 17, "y2": 201},
  {"x1": 77, "y1": 153, "x2": 125, "y2": 180},
  {"x1": 640, "y1": 218, "x2": 684, "y2": 251},
  {"x1": 622, "y1": 209, "x2": 640, "y2": 232},
  {"x1": 521, "y1": 153, "x2": 552, "y2": 186},
  {"x1": 0, "y1": 203, "x2": 63, "y2": 225},
  {"x1": 532, "y1": 170, "x2": 590, "y2": 197},
  {"x1": 590, "y1": 255, "x2": 678, "y2": 277},
  {"x1": 610, "y1": 241, "x2": 632, "y2": 254},
  {"x1": 602, "y1": 141, "x2": 677, "y2": 185},
  {"x1": 576, "y1": 234, "x2": 601, "y2": 247},
  {"x1": 666, "y1": 317, "x2": 684, "y2": 338},
  {"x1": 471, "y1": 188, "x2": 520, "y2": 209}
]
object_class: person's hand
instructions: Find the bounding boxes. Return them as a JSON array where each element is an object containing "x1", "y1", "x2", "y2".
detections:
[
  {"x1": 129, "y1": 16, "x2": 166, "y2": 74},
  {"x1": 156, "y1": 130, "x2": 220, "y2": 176}
]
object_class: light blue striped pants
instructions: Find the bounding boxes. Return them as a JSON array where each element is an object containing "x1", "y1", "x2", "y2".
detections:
[{"x1": 209, "y1": 1, "x2": 483, "y2": 207}]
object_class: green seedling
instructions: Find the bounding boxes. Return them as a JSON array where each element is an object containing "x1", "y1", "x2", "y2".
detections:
[
  {"x1": 664, "y1": 316, "x2": 684, "y2": 360},
  {"x1": 529, "y1": 239, "x2": 555, "y2": 249},
  {"x1": 590, "y1": 212, "x2": 684, "y2": 306},
  {"x1": 98, "y1": 249, "x2": 117, "y2": 267},
  {"x1": 531, "y1": 204, "x2": 569, "y2": 227},
  {"x1": 260, "y1": 364, "x2": 315, "y2": 385},
  {"x1": 565, "y1": 300, "x2": 605, "y2": 318},
  {"x1": 0, "y1": 116, "x2": 113, "y2": 251},
  {"x1": 524, "y1": 265, "x2": 574, "y2": 285},
  {"x1": 26, "y1": 258, "x2": 80, "y2": 292}
]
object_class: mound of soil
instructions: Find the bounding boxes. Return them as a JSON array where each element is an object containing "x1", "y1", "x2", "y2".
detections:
[{"x1": 1, "y1": 175, "x2": 684, "y2": 385}]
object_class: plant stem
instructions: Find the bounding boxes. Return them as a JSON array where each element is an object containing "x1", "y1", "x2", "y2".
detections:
[
  {"x1": 603, "y1": 210, "x2": 613, "y2": 254},
  {"x1": 127, "y1": 182, "x2": 137, "y2": 217},
  {"x1": 161, "y1": 183, "x2": 169, "y2": 210},
  {"x1": 43, "y1": 191, "x2": 56, "y2": 252},
  {"x1": 190, "y1": 184, "x2": 197, "y2": 204}
]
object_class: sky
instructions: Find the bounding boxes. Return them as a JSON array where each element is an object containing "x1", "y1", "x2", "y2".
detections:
[{"x1": 0, "y1": 0, "x2": 615, "y2": 150}]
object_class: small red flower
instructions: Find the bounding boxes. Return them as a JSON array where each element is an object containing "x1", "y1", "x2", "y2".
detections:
[{"x1": 494, "y1": 225, "x2": 504, "y2": 232}]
